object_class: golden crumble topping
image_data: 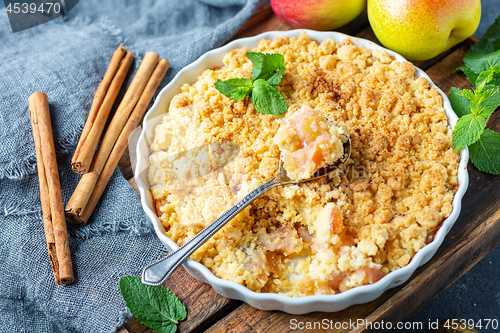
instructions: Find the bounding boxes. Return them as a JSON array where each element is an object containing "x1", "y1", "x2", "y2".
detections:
[{"x1": 148, "y1": 33, "x2": 459, "y2": 296}]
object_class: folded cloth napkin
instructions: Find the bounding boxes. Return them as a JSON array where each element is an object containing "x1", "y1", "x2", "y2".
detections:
[{"x1": 0, "y1": 0, "x2": 265, "y2": 332}]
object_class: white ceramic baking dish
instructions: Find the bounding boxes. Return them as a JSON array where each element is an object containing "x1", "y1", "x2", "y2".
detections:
[{"x1": 135, "y1": 29, "x2": 469, "y2": 314}]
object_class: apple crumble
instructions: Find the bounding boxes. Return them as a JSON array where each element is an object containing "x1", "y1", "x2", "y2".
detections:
[
  {"x1": 274, "y1": 105, "x2": 347, "y2": 181},
  {"x1": 148, "y1": 33, "x2": 459, "y2": 296}
]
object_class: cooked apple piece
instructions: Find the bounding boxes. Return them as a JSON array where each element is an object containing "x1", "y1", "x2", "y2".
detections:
[{"x1": 274, "y1": 105, "x2": 346, "y2": 180}]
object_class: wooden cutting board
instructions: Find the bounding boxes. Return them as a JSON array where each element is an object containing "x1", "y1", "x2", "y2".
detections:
[{"x1": 118, "y1": 5, "x2": 500, "y2": 333}]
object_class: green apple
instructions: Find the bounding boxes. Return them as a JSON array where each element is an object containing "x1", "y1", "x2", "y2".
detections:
[
  {"x1": 271, "y1": 0, "x2": 366, "y2": 31},
  {"x1": 367, "y1": 0, "x2": 481, "y2": 61}
]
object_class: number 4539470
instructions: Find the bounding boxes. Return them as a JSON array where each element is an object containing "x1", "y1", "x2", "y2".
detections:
[
  {"x1": 5, "y1": 2, "x2": 61, "y2": 14},
  {"x1": 444, "y1": 318, "x2": 498, "y2": 331}
]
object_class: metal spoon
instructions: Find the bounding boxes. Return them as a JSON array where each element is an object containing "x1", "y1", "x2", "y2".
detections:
[{"x1": 142, "y1": 130, "x2": 351, "y2": 287}]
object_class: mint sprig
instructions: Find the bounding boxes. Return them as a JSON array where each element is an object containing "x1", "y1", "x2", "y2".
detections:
[
  {"x1": 119, "y1": 275, "x2": 187, "y2": 333},
  {"x1": 214, "y1": 52, "x2": 287, "y2": 115},
  {"x1": 451, "y1": 14, "x2": 500, "y2": 175}
]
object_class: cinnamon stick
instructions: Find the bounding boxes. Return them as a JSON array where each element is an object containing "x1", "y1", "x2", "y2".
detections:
[
  {"x1": 65, "y1": 52, "x2": 162, "y2": 225},
  {"x1": 72, "y1": 46, "x2": 133, "y2": 174},
  {"x1": 79, "y1": 59, "x2": 170, "y2": 223},
  {"x1": 29, "y1": 92, "x2": 74, "y2": 285}
]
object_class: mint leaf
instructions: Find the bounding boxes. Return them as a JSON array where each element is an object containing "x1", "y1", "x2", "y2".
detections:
[
  {"x1": 457, "y1": 88, "x2": 475, "y2": 102},
  {"x1": 267, "y1": 67, "x2": 285, "y2": 87},
  {"x1": 452, "y1": 113, "x2": 487, "y2": 150},
  {"x1": 483, "y1": 13, "x2": 500, "y2": 42},
  {"x1": 449, "y1": 87, "x2": 471, "y2": 117},
  {"x1": 214, "y1": 78, "x2": 253, "y2": 101},
  {"x1": 457, "y1": 86, "x2": 500, "y2": 118},
  {"x1": 456, "y1": 66, "x2": 480, "y2": 87},
  {"x1": 251, "y1": 79, "x2": 287, "y2": 115},
  {"x1": 245, "y1": 52, "x2": 265, "y2": 80},
  {"x1": 469, "y1": 129, "x2": 500, "y2": 174},
  {"x1": 463, "y1": 39, "x2": 500, "y2": 74},
  {"x1": 245, "y1": 52, "x2": 285, "y2": 82},
  {"x1": 476, "y1": 86, "x2": 500, "y2": 118},
  {"x1": 475, "y1": 67, "x2": 500, "y2": 90},
  {"x1": 119, "y1": 276, "x2": 187, "y2": 333},
  {"x1": 476, "y1": 71, "x2": 494, "y2": 91}
]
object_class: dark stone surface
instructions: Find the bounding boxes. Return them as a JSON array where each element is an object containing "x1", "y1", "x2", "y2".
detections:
[{"x1": 475, "y1": 0, "x2": 500, "y2": 39}]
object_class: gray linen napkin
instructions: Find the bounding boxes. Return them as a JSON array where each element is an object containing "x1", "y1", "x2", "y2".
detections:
[{"x1": 0, "y1": 0, "x2": 265, "y2": 331}]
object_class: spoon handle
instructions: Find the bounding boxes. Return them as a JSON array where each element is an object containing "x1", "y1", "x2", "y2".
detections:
[{"x1": 142, "y1": 176, "x2": 282, "y2": 286}]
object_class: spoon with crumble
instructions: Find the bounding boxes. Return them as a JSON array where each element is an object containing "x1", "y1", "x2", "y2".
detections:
[{"x1": 142, "y1": 110, "x2": 351, "y2": 286}]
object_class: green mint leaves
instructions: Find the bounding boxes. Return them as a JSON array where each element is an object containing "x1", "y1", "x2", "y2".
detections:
[
  {"x1": 451, "y1": 14, "x2": 500, "y2": 175},
  {"x1": 214, "y1": 52, "x2": 287, "y2": 115},
  {"x1": 119, "y1": 276, "x2": 187, "y2": 333}
]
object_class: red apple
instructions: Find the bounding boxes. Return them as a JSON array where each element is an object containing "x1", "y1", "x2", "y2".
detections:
[{"x1": 271, "y1": 0, "x2": 367, "y2": 31}]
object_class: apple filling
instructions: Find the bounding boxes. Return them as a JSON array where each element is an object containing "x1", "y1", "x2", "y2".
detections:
[{"x1": 274, "y1": 105, "x2": 347, "y2": 180}]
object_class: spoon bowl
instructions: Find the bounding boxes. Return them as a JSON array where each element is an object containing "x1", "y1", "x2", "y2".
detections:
[{"x1": 276, "y1": 128, "x2": 351, "y2": 184}]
